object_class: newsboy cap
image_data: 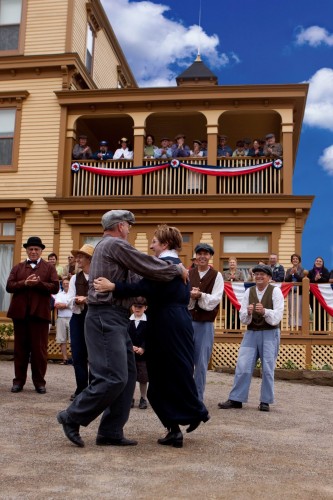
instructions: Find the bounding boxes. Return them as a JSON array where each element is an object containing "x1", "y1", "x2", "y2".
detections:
[
  {"x1": 265, "y1": 133, "x2": 275, "y2": 139},
  {"x1": 102, "y1": 210, "x2": 135, "y2": 230},
  {"x1": 194, "y1": 243, "x2": 214, "y2": 255},
  {"x1": 23, "y1": 236, "x2": 45, "y2": 249},
  {"x1": 251, "y1": 264, "x2": 273, "y2": 277}
]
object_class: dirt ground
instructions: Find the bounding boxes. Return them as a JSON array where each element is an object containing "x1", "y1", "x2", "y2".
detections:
[{"x1": 0, "y1": 359, "x2": 333, "y2": 500}]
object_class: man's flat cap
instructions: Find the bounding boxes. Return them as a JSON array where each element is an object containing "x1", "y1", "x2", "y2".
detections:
[
  {"x1": 251, "y1": 264, "x2": 273, "y2": 277},
  {"x1": 265, "y1": 133, "x2": 275, "y2": 139},
  {"x1": 194, "y1": 243, "x2": 214, "y2": 255},
  {"x1": 102, "y1": 210, "x2": 135, "y2": 230}
]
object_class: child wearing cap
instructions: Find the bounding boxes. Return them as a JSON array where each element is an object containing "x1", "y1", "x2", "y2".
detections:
[{"x1": 128, "y1": 297, "x2": 149, "y2": 409}]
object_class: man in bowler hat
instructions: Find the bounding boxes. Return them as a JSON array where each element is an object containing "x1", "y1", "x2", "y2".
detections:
[{"x1": 6, "y1": 236, "x2": 59, "y2": 393}]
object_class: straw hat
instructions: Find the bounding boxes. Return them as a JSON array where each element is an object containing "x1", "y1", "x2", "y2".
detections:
[{"x1": 71, "y1": 244, "x2": 95, "y2": 259}]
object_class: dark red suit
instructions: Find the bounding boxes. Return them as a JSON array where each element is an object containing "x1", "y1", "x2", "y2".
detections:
[{"x1": 6, "y1": 259, "x2": 59, "y2": 389}]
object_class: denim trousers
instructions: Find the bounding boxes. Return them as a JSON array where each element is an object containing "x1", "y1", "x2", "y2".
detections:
[
  {"x1": 67, "y1": 305, "x2": 136, "y2": 439},
  {"x1": 192, "y1": 321, "x2": 214, "y2": 402},
  {"x1": 229, "y1": 328, "x2": 280, "y2": 404}
]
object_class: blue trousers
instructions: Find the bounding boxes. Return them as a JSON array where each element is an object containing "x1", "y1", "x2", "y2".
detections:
[
  {"x1": 229, "y1": 328, "x2": 280, "y2": 404},
  {"x1": 67, "y1": 305, "x2": 136, "y2": 439},
  {"x1": 192, "y1": 321, "x2": 214, "y2": 401}
]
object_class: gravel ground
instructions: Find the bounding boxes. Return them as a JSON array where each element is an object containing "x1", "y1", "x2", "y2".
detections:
[{"x1": 0, "y1": 359, "x2": 333, "y2": 500}]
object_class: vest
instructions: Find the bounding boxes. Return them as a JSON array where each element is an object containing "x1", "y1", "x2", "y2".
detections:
[
  {"x1": 248, "y1": 284, "x2": 278, "y2": 330},
  {"x1": 189, "y1": 267, "x2": 220, "y2": 322},
  {"x1": 75, "y1": 271, "x2": 89, "y2": 297}
]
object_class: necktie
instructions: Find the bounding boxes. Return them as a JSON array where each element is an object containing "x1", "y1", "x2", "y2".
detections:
[{"x1": 27, "y1": 260, "x2": 38, "y2": 265}]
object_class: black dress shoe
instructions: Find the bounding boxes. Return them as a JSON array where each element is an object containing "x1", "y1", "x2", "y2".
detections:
[
  {"x1": 35, "y1": 386, "x2": 46, "y2": 394},
  {"x1": 218, "y1": 399, "x2": 243, "y2": 409},
  {"x1": 11, "y1": 385, "x2": 23, "y2": 393},
  {"x1": 57, "y1": 410, "x2": 84, "y2": 447},
  {"x1": 258, "y1": 402, "x2": 270, "y2": 412},
  {"x1": 96, "y1": 435, "x2": 138, "y2": 446},
  {"x1": 186, "y1": 413, "x2": 211, "y2": 433},
  {"x1": 157, "y1": 431, "x2": 183, "y2": 448}
]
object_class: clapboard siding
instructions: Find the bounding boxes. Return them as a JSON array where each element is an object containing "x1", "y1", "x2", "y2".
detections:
[
  {"x1": 71, "y1": 0, "x2": 87, "y2": 63},
  {"x1": 0, "y1": 77, "x2": 62, "y2": 259},
  {"x1": 93, "y1": 30, "x2": 119, "y2": 88},
  {"x1": 24, "y1": 0, "x2": 68, "y2": 55},
  {"x1": 279, "y1": 217, "x2": 296, "y2": 269}
]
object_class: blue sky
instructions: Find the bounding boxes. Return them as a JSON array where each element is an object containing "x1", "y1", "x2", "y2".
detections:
[{"x1": 101, "y1": 0, "x2": 333, "y2": 270}]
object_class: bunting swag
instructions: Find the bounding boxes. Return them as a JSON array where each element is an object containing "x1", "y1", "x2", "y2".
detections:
[
  {"x1": 71, "y1": 159, "x2": 282, "y2": 177},
  {"x1": 224, "y1": 282, "x2": 294, "y2": 311},
  {"x1": 310, "y1": 284, "x2": 333, "y2": 317}
]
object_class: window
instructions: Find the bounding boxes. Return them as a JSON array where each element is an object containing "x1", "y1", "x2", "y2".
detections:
[
  {"x1": 0, "y1": 0, "x2": 22, "y2": 51},
  {"x1": 223, "y1": 235, "x2": 269, "y2": 253},
  {"x1": 0, "y1": 109, "x2": 16, "y2": 165},
  {"x1": 86, "y1": 24, "x2": 94, "y2": 74},
  {"x1": 0, "y1": 221, "x2": 15, "y2": 312}
]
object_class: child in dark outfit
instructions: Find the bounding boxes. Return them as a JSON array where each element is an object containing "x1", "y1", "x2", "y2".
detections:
[{"x1": 128, "y1": 297, "x2": 149, "y2": 409}]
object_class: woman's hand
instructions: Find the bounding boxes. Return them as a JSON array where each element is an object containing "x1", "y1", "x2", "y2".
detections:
[{"x1": 93, "y1": 277, "x2": 115, "y2": 292}]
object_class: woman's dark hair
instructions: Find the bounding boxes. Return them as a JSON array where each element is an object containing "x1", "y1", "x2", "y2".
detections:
[
  {"x1": 146, "y1": 134, "x2": 155, "y2": 144},
  {"x1": 313, "y1": 256, "x2": 325, "y2": 267},
  {"x1": 154, "y1": 224, "x2": 182, "y2": 251},
  {"x1": 290, "y1": 253, "x2": 301, "y2": 263}
]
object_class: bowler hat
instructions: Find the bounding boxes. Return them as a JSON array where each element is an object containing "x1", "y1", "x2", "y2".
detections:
[
  {"x1": 119, "y1": 137, "x2": 129, "y2": 144},
  {"x1": 175, "y1": 133, "x2": 185, "y2": 140},
  {"x1": 71, "y1": 244, "x2": 95, "y2": 259},
  {"x1": 251, "y1": 264, "x2": 273, "y2": 277},
  {"x1": 23, "y1": 236, "x2": 45, "y2": 249},
  {"x1": 101, "y1": 210, "x2": 135, "y2": 230},
  {"x1": 194, "y1": 243, "x2": 214, "y2": 255}
]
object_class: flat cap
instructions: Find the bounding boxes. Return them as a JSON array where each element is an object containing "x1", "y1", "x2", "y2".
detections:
[
  {"x1": 265, "y1": 133, "x2": 275, "y2": 139},
  {"x1": 175, "y1": 133, "x2": 185, "y2": 140},
  {"x1": 194, "y1": 243, "x2": 214, "y2": 255},
  {"x1": 99, "y1": 140, "x2": 108, "y2": 146},
  {"x1": 251, "y1": 264, "x2": 273, "y2": 277},
  {"x1": 101, "y1": 210, "x2": 135, "y2": 230}
]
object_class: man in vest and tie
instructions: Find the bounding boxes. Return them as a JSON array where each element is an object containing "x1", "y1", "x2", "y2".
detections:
[
  {"x1": 189, "y1": 243, "x2": 224, "y2": 402},
  {"x1": 218, "y1": 264, "x2": 284, "y2": 412}
]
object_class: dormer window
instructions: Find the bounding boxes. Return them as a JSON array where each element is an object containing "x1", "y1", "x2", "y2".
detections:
[{"x1": 86, "y1": 23, "x2": 94, "y2": 74}]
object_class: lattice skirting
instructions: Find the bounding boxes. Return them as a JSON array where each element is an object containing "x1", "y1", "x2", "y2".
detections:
[
  {"x1": 47, "y1": 334, "x2": 71, "y2": 360},
  {"x1": 211, "y1": 342, "x2": 333, "y2": 370}
]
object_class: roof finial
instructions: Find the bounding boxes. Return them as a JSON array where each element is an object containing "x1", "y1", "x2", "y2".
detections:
[{"x1": 197, "y1": 0, "x2": 202, "y2": 60}]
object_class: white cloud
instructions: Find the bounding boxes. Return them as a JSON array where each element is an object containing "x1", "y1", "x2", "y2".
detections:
[
  {"x1": 319, "y1": 145, "x2": 333, "y2": 175},
  {"x1": 303, "y1": 68, "x2": 333, "y2": 131},
  {"x1": 101, "y1": 0, "x2": 238, "y2": 87},
  {"x1": 296, "y1": 26, "x2": 333, "y2": 47}
]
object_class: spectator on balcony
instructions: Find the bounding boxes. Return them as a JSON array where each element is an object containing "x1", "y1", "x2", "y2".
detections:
[
  {"x1": 268, "y1": 253, "x2": 285, "y2": 282},
  {"x1": 308, "y1": 256, "x2": 330, "y2": 332},
  {"x1": 143, "y1": 134, "x2": 159, "y2": 159},
  {"x1": 113, "y1": 137, "x2": 134, "y2": 160},
  {"x1": 248, "y1": 139, "x2": 264, "y2": 157},
  {"x1": 171, "y1": 134, "x2": 190, "y2": 158},
  {"x1": 217, "y1": 135, "x2": 232, "y2": 157},
  {"x1": 263, "y1": 133, "x2": 283, "y2": 158},
  {"x1": 72, "y1": 135, "x2": 92, "y2": 160},
  {"x1": 232, "y1": 140, "x2": 247, "y2": 157},
  {"x1": 201, "y1": 139, "x2": 208, "y2": 156},
  {"x1": 155, "y1": 137, "x2": 172, "y2": 159},
  {"x1": 92, "y1": 141, "x2": 113, "y2": 161},
  {"x1": 190, "y1": 140, "x2": 204, "y2": 157},
  {"x1": 243, "y1": 138, "x2": 252, "y2": 155},
  {"x1": 285, "y1": 253, "x2": 304, "y2": 329}
]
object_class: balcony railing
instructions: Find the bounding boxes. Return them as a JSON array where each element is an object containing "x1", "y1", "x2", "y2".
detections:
[{"x1": 71, "y1": 156, "x2": 282, "y2": 197}]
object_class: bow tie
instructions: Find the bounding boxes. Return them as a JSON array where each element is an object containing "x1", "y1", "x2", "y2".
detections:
[{"x1": 27, "y1": 260, "x2": 38, "y2": 265}]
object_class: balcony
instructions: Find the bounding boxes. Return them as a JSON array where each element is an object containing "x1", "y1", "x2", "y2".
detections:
[{"x1": 71, "y1": 156, "x2": 283, "y2": 197}]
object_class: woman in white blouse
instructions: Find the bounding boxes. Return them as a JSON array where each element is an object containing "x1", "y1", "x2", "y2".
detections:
[{"x1": 113, "y1": 137, "x2": 133, "y2": 160}]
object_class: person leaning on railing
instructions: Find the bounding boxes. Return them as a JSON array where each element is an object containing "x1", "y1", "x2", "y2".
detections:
[
  {"x1": 284, "y1": 253, "x2": 304, "y2": 329},
  {"x1": 308, "y1": 256, "x2": 330, "y2": 332}
]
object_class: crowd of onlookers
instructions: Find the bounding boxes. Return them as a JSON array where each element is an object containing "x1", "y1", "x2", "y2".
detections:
[{"x1": 72, "y1": 133, "x2": 283, "y2": 161}]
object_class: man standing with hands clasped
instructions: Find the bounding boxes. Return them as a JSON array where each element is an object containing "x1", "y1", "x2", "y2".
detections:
[{"x1": 218, "y1": 264, "x2": 284, "y2": 412}]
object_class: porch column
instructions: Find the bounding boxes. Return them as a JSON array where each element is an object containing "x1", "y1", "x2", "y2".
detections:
[
  {"x1": 204, "y1": 111, "x2": 221, "y2": 195},
  {"x1": 132, "y1": 113, "x2": 150, "y2": 196},
  {"x1": 280, "y1": 110, "x2": 294, "y2": 195}
]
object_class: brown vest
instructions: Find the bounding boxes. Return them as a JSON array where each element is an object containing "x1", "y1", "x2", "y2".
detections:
[
  {"x1": 75, "y1": 271, "x2": 89, "y2": 297},
  {"x1": 189, "y1": 267, "x2": 220, "y2": 322},
  {"x1": 248, "y1": 284, "x2": 278, "y2": 330}
]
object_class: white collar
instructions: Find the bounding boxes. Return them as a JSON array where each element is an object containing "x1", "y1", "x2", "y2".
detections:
[
  {"x1": 158, "y1": 249, "x2": 178, "y2": 259},
  {"x1": 130, "y1": 313, "x2": 147, "y2": 321}
]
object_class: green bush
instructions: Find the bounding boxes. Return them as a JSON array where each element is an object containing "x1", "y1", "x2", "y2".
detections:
[{"x1": 0, "y1": 323, "x2": 14, "y2": 350}]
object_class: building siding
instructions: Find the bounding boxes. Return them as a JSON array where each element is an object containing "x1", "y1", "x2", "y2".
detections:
[
  {"x1": 24, "y1": 0, "x2": 68, "y2": 55},
  {"x1": 93, "y1": 30, "x2": 119, "y2": 88},
  {"x1": 279, "y1": 217, "x2": 296, "y2": 270},
  {"x1": 72, "y1": 0, "x2": 88, "y2": 64}
]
